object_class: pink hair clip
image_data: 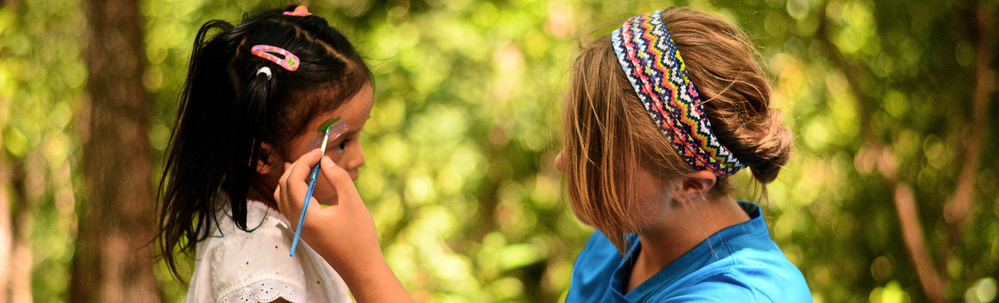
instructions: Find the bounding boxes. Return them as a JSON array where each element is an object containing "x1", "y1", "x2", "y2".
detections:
[
  {"x1": 283, "y1": 5, "x2": 312, "y2": 16},
  {"x1": 250, "y1": 45, "x2": 300, "y2": 71}
]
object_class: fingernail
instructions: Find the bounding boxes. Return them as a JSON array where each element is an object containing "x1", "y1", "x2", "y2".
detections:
[{"x1": 322, "y1": 157, "x2": 334, "y2": 167}]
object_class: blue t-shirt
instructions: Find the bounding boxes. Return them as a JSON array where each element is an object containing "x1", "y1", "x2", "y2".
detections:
[{"x1": 566, "y1": 201, "x2": 811, "y2": 302}]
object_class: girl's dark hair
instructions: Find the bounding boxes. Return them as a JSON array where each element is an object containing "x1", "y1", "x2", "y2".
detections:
[{"x1": 156, "y1": 6, "x2": 371, "y2": 281}]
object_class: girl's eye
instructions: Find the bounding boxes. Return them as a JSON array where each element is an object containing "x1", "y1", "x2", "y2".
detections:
[{"x1": 335, "y1": 139, "x2": 348, "y2": 153}]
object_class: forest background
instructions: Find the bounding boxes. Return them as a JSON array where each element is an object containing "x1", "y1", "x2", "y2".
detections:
[{"x1": 0, "y1": 0, "x2": 997, "y2": 302}]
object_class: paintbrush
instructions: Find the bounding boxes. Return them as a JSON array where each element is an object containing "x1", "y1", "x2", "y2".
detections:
[{"x1": 290, "y1": 116, "x2": 347, "y2": 257}]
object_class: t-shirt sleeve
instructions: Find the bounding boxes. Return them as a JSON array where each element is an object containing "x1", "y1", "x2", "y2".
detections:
[
  {"x1": 655, "y1": 273, "x2": 776, "y2": 303},
  {"x1": 207, "y1": 221, "x2": 311, "y2": 303}
]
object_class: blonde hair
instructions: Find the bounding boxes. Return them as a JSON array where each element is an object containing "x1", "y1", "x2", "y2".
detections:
[{"x1": 561, "y1": 7, "x2": 793, "y2": 252}]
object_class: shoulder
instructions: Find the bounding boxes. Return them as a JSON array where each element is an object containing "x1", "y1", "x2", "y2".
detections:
[
  {"x1": 685, "y1": 201, "x2": 811, "y2": 301},
  {"x1": 187, "y1": 203, "x2": 313, "y2": 302},
  {"x1": 721, "y1": 220, "x2": 813, "y2": 302},
  {"x1": 643, "y1": 202, "x2": 811, "y2": 302},
  {"x1": 653, "y1": 277, "x2": 767, "y2": 303},
  {"x1": 657, "y1": 255, "x2": 812, "y2": 303}
]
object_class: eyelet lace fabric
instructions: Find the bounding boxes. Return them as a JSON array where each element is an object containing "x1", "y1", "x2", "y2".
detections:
[
  {"x1": 186, "y1": 200, "x2": 351, "y2": 303},
  {"x1": 220, "y1": 279, "x2": 305, "y2": 303}
]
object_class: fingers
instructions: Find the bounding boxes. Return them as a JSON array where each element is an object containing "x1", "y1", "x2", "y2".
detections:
[
  {"x1": 275, "y1": 149, "x2": 324, "y2": 216},
  {"x1": 319, "y1": 156, "x2": 361, "y2": 207},
  {"x1": 286, "y1": 150, "x2": 323, "y2": 196},
  {"x1": 288, "y1": 149, "x2": 323, "y2": 184}
]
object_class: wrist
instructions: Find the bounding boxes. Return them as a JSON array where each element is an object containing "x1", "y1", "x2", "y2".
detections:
[
  {"x1": 344, "y1": 249, "x2": 388, "y2": 279},
  {"x1": 340, "y1": 252, "x2": 410, "y2": 301},
  {"x1": 318, "y1": 245, "x2": 385, "y2": 278}
]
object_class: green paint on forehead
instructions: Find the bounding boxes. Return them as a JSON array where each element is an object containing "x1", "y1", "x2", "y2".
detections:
[{"x1": 317, "y1": 116, "x2": 341, "y2": 132}]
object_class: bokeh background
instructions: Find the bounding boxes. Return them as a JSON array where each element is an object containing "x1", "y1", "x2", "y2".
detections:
[{"x1": 1, "y1": 0, "x2": 997, "y2": 302}]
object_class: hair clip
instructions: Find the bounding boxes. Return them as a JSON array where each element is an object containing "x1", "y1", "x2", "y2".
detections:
[
  {"x1": 251, "y1": 45, "x2": 300, "y2": 71},
  {"x1": 256, "y1": 66, "x2": 272, "y2": 79},
  {"x1": 283, "y1": 5, "x2": 312, "y2": 16}
]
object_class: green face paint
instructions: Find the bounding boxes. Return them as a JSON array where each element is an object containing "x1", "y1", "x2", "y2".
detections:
[{"x1": 317, "y1": 117, "x2": 342, "y2": 132}]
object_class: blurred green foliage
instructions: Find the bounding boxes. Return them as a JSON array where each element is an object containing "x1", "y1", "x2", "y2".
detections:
[{"x1": 1, "y1": 0, "x2": 997, "y2": 302}]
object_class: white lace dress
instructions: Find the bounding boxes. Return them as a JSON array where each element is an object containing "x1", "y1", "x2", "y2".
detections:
[{"x1": 186, "y1": 200, "x2": 351, "y2": 303}]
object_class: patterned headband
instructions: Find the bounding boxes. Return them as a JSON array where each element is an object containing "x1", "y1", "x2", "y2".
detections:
[{"x1": 611, "y1": 10, "x2": 746, "y2": 176}]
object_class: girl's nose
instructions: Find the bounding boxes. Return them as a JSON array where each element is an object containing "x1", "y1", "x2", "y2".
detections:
[
  {"x1": 355, "y1": 145, "x2": 366, "y2": 169},
  {"x1": 554, "y1": 150, "x2": 565, "y2": 173},
  {"x1": 347, "y1": 145, "x2": 365, "y2": 180}
]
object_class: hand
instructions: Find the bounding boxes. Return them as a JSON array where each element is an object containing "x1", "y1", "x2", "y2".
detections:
[
  {"x1": 274, "y1": 148, "x2": 381, "y2": 271},
  {"x1": 275, "y1": 149, "x2": 413, "y2": 302}
]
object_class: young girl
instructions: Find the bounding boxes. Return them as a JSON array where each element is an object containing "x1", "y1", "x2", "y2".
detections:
[
  {"x1": 275, "y1": 7, "x2": 811, "y2": 302},
  {"x1": 156, "y1": 6, "x2": 374, "y2": 303}
]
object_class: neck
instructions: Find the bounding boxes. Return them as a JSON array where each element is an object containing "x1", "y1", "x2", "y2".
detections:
[{"x1": 625, "y1": 196, "x2": 749, "y2": 293}]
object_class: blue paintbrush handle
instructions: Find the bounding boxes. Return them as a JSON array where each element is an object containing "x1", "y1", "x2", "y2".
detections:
[
  {"x1": 290, "y1": 162, "x2": 321, "y2": 257},
  {"x1": 289, "y1": 123, "x2": 335, "y2": 257}
]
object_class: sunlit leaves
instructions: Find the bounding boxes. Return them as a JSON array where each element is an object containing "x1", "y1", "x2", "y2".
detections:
[
  {"x1": 4, "y1": 0, "x2": 997, "y2": 302},
  {"x1": 0, "y1": 0, "x2": 87, "y2": 301}
]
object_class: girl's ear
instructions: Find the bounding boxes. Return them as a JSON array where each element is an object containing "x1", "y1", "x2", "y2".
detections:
[
  {"x1": 678, "y1": 170, "x2": 717, "y2": 201},
  {"x1": 256, "y1": 142, "x2": 278, "y2": 175}
]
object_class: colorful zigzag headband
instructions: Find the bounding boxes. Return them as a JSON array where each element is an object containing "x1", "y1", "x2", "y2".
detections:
[{"x1": 611, "y1": 10, "x2": 746, "y2": 176}]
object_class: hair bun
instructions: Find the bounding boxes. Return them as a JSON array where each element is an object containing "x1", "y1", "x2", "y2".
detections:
[
  {"x1": 657, "y1": 8, "x2": 793, "y2": 184},
  {"x1": 739, "y1": 110, "x2": 793, "y2": 184}
]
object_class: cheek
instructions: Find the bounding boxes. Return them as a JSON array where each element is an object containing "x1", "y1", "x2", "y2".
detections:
[
  {"x1": 282, "y1": 134, "x2": 323, "y2": 164},
  {"x1": 627, "y1": 172, "x2": 674, "y2": 227},
  {"x1": 324, "y1": 150, "x2": 345, "y2": 164}
]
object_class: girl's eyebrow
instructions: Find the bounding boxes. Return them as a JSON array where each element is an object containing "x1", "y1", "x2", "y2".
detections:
[{"x1": 316, "y1": 117, "x2": 343, "y2": 132}]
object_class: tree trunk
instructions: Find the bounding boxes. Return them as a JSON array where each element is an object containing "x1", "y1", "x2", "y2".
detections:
[
  {"x1": 71, "y1": 0, "x2": 160, "y2": 301},
  {"x1": 0, "y1": 162, "x2": 10, "y2": 303},
  {"x1": 7, "y1": 159, "x2": 33, "y2": 303}
]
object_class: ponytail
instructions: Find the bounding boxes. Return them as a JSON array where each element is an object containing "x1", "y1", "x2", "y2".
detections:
[
  {"x1": 157, "y1": 19, "x2": 240, "y2": 282},
  {"x1": 226, "y1": 63, "x2": 278, "y2": 229}
]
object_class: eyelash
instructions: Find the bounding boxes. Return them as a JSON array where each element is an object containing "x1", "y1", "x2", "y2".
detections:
[{"x1": 334, "y1": 138, "x2": 349, "y2": 152}]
